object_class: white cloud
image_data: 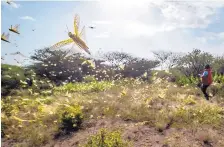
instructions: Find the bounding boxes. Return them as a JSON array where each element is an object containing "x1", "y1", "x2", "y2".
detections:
[
  {"x1": 136, "y1": 29, "x2": 223, "y2": 54},
  {"x1": 218, "y1": 32, "x2": 224, "y2": 40},
  {"x1": 92, "y1": 20, "x2": 112, "y2": 25},
  {"x1": 195, "y1": 32, "x2": 224, "y2": 42},
  {"x1": 95, "y1": 32, "x2": 110, "y2": 38},
  {"x1": 97, "y1": 0, "x2": 224, "y2": 38},
  {"x1": 19, "y1": 16, "x2": 36, "y2": 21},
  {"x1": 90, "y1": 1, "x2": 224, "y2": 55}
]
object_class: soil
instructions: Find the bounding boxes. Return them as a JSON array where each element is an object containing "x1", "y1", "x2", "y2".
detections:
[{"x1": 40, "y1": 118, "x2": 224, "y2": 147}]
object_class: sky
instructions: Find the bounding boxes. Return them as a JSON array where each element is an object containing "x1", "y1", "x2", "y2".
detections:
[{"x1": 1, "y1": 0, "x2": 224, "y2": 65}]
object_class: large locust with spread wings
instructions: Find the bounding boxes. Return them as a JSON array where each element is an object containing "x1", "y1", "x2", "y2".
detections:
[{"x1": 51, "y1": 14, "x2": 90, "y2": 55}]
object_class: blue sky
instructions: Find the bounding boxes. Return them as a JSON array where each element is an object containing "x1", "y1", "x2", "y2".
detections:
[{"x1": 1, "y1": 0, "x2": 224, "y2": 65}]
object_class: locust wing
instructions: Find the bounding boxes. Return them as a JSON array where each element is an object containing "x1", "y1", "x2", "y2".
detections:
[
  {"x1": 51, "y1": 38, "x2": 73, "y2": 49},
  {"x1": 1, "y1": 33, "x2": 10, "y2": 43},
  {"x1": 9, "y1": 24, "x2": 20, "y2": 34},
  {"x1": 14, "y1": 24, "x2": 20, "y2": 29},
  {"x1": 5, "y1": 33, "x2": 10, "y2": 39},
  {"x1": 78, "y1": 26, "x2": 91, "y2": 54},
  {"x1": 1, "y1": 33, "x2": 9, "y2": 40},
  {"x1": 79, "y1": 26, "x2": 86, "y2": 41},
  {"x1": 1, "y1": 33, "x2": 5, "y2": 38},
  {"x1": 74, "y1": 14, "x2": 80, "y2": 36}
]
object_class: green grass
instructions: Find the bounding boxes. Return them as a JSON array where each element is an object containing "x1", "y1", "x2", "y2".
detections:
[{"x1": 54, "y1": 81, "x2": 115, "y2": 93}]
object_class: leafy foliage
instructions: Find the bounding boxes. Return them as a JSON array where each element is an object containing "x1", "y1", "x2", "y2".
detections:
[
  {"x1": 173, "y1": 103, "x2": 223, "y2": 126},
  {"x1": 30, "y1": 48, "x2": 85, "y2": 83},
  {"x1": 54, "y1": 81, "x2": 114, "y2": 93},
  {"x1": 57, "y1": 103, "x2": 83, "y2": 134},
  {"x1": 101, "y1": 51, "x2": 137, "y2": 69},
  {"x1": 84, "y1": 129, "x2": 131, "y2": 147},
  {"x1": 1, "y1": 64, "x2": 26, "y2": 96},
  {"x1": 176, "y1": 49, "x2": 214, "y2": 77}
]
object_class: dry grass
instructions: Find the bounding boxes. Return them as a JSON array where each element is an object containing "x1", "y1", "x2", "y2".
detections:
[{"x1": 1, "y1": 78, "x2": 224, "y2": 147}]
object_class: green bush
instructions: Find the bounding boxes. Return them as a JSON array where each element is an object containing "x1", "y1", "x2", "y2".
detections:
[
  {"x1": 1, "y1": 64, "x2": 54, "y2": 97},
  {"x1": 217, "y1": 85, "x2": 224, "y2": 97},
  {"x1": 1, "y1": 64, "x2": 26, "y2": 96},
  {"x1": 154, "y1": 70, "x2": 171, "y2": 79},
  {"x1": 173, "y1": 71, "x2": 224, "y2": 86},
  {"x1": 210, "y1": 84, "x2": 224, "y2": 102},
  {"x1": 84, "y1": 129, "x2": 131, "y2": 147},
  {"x1": 1, "y1": 96, "x2": 15, "y2": 117},
  {"x1": 54, "y1": 81, "x2": 114, "y2": 93},
  {"x1": 84, "y1": 75, "x2": 96, "y2": 83},
  {"x1": 175, "y1": 75, "x2": 199, "y2": 86},
  {"x1": 57, "y1": 103, "x2": 83, "y2": 134},
  {"x1": 173, "y1": 104, "x2": 223, "y2": 127},
  {"x1": 213, "y1": 72, "x2": 224, "y2": 83}
]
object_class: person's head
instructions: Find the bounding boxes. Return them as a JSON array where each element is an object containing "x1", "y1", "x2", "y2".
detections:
[{"x1": 205, "y1": 64, "x2": 210, "y2": 69}]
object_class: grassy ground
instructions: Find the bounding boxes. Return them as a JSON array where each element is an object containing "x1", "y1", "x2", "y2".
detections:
[{"x1": 1, "y1": 77, "x2": 224, "y2": 147}]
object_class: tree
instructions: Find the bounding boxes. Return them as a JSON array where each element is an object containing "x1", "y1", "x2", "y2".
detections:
[
  {"x1": 102, "y1": 51, "x2": 137, "y2": 69},
  {"x1": 176, "y1": 49, "x2": 214, "y2": 77},
  {"x1": 123, "y1": 58, "x2": 160, "y2": 78},
  {"x1": 212, "y1": 55, "x2": 224, "y2": 74},
  {"x1": 1, "y1": 64, "x2": 26, "y2": 96},
  {"x1": 152, "y1": 51, "x2": 173, "y2": 70},
  {"x1": 166, "y1": 52, "x2": 184, "y2": 69},
  {"x1": 30, "y1": 48, "x2": 91, "y2": 83}
]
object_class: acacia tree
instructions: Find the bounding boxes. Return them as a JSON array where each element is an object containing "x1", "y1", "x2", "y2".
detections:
[
  {"x1": 102, "y1": 51, "x2": 137, "y2": 69},
  {"x1": 212, "y1": 55, "x2": 224, "y2": 74},
  {"x1": 166, "y1": 52, "x2": 184, "y2": 69},
  {"x1": 152, "y1": 51, "x2": 173, "y2": 70},
  {"x1": 176, "y1": 49, "x2": 214, "y2": 77},
  {"x1": 100, "y1": 51, "x2": 160, "y2": 79},
  {"x1": 123, "y1": 58, "x2": 160, "y2": 78},
  {"x1": 30, "y1": 48, "x2": 92, "y2": 83}
]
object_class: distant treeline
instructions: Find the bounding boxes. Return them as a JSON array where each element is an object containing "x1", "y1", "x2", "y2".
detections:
[{"x1": 1, "y1": 48, "x2": 224, "y2": 96}]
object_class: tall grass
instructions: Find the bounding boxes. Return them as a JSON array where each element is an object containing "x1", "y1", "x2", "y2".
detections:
[{"x1": 54, "y1": 81, "x2": 115, "y2": 93}]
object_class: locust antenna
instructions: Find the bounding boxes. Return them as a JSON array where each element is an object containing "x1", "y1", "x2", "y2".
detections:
[{"x1": 66, "y1": 25, "x2": 69, "y2": 32}]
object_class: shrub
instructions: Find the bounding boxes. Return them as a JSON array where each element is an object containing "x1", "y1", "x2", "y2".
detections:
[
  {"x1": 209, "y1": 84, "x2": 224, "y2": 101},
  {"x1": 217, "y1": 85, "x2": 224, "y2": 97},
  {"x1": 213, "y1": 72, "x2": 224, "y2": 83},
  {"x1": 54, "y1": 81, "x2": 114, "y2": 93},
  {"x1": 155, "y1": 70, "x2": 171, "y2": 79},
  {"x1": 1, "y1": 64, "x2": 26, "y2": 96},
  {"x1": 155, "y1": 121, "x2": 166, "y2": 132},
  {"x1": 40, "y1": 90, "x2": 53, "y2": 96},
  {"x1": 173, "y1": 104, "x2": 223, "y2": 127},
  {"x1": 57, "y1": 103, "x2": 83, "y2": 134},
  {"x1": 1, "y1": 122, "x2": 6, "y2": 138},
  {"x1": 84, "y1": 129, "x2": 131, "y2": 147},
  {"x1": 182, "y1": 95, "x2": 196, "y2": 105},
  {"x1": 84, "y1": 75, "x2": 96, "y2": 83},
  {"x1": 1, "y1": 96, "x2": 16, "y2": 117}
]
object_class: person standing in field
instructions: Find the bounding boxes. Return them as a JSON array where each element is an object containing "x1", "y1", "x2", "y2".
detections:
[{"x1": 199, "y1": 64, "x2": 213, "y2": 100}]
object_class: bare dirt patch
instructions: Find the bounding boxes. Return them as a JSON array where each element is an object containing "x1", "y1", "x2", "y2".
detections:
[{"x1": 42, "y1": 119, "x2": 224, "y2": 147}]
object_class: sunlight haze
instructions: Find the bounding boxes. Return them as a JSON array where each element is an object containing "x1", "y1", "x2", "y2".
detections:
[{"x1": 1, "y1": 0, "x2": 224, "y2": 65}]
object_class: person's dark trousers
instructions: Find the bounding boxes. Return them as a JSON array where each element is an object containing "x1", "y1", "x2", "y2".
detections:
[{"x1": 201, "y1": 84, "x2": 209, "y2": 100}]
